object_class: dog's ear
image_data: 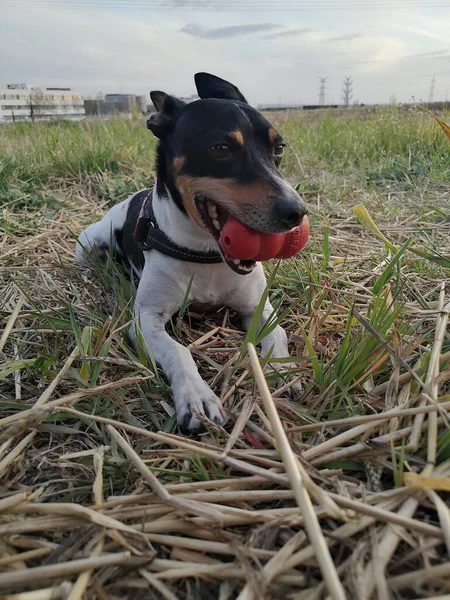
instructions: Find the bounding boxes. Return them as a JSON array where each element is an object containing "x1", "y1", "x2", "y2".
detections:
[
  {"x1": 194, "y1": 72, "x2": 247, "y2": 103},
  {"x1": 147, "y1": 91, "x2": 185, "y2": 139}
]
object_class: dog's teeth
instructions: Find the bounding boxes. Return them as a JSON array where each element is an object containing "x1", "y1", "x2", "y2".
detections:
[
  {"x1": 207, "y1": 201, "x2": 218, "y2": 219},
  {"x1": 239, "y1": 263, "x2": 255, "y2": 272},
  {"x1": 233, "y1": 259, "x2": 240, "y2": 265},
  {"x1": 213, "y1": 219, "x2": 221, "y2": 231}
]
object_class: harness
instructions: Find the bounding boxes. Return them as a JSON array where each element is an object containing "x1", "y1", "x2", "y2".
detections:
[{"x1": 133, "y1": 188, "x2": 223, "y2": 264}]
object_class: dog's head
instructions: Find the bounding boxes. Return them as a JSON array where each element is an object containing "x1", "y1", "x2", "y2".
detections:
[{"x1": 147, "y1": 73, "x2": 307, "y2": 274}]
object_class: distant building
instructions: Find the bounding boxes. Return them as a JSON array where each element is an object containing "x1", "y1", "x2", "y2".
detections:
[
  {"x1": 257, "y1": 103, "x2": 303, "y2": 111},
  {"x1": 303, "y1": 104, "x2": 339, "y2": 110},
  {"x1": 0, "y1": 84, "x2": 85, "y2": 123},
  {"x1": 257, "y1": 103, "x2": 340, "y2": 112},
  {"x1": 105, "y1": 94, "x2": 136, "y2": 113},
  {"x1": 85, "y1": 93, "x2": 147, "y2": 116}
]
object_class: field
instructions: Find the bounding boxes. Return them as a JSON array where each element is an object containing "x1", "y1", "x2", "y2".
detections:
[{"x1": 1, "y1": 106, "x2": 449, "y2": 599}]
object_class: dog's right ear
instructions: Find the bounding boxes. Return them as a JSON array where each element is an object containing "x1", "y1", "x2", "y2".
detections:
[{"x1": 147, "y1": 91, "x2": 185, "y2": 139}]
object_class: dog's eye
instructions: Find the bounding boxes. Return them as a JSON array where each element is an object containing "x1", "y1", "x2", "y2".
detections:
[
  {"x1": 210, "y1": 144, "x2": 231, "y2": 158},
  {"x1": 273, "y1": 143, "x2": 285, "y2": 157}
]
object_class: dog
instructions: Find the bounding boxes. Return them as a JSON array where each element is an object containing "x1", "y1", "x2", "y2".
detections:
[{"x1": 76, "y1": 72, "x2": 308, "y2": 431}]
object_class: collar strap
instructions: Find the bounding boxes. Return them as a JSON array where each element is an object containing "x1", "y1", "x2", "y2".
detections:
[{"x1": 133, "y1": 188, "x2": 223, "y2": 264}]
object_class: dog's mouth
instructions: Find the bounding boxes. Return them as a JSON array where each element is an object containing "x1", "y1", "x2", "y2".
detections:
[{"x1": 194, "y1": 195, "x2": 257, "y2": 275}]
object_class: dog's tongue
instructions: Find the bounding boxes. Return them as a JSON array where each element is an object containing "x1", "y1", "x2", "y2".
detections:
[{"x1": 219, "y1": 216, "x2": 309, "y2": 262}]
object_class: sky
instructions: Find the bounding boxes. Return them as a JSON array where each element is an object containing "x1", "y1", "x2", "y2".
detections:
[{"x1": 1, "y1": 0, "x2": 450, "y2": 106}]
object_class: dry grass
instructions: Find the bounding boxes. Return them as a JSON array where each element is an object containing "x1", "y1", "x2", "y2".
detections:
[{"x1": 1, "y1": 107, "x2": 450, "y2": 599}]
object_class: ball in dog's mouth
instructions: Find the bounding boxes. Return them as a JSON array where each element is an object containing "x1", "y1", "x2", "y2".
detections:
[
  {"x1": 194, "y1": 195, "x2": 257, "y2": 275},
  {"x1": 194, "y1": 195, "x2": 309, "y2": 275}
]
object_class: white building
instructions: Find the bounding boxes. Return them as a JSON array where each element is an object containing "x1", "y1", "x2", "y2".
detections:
[{"x1": 0, "y1": 84, "x2": 85, "y2": 123}]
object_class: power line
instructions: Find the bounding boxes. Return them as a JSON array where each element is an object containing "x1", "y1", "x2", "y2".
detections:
[
  {"x1": 429, "y1": 75, "x2": 436, "y2": 104},
  {"x1": 341, "y1": 76, "x2": 353, "y2": 108},
  {"x1": 318, "y1": 77, "x2": 327, "y2": 106}
]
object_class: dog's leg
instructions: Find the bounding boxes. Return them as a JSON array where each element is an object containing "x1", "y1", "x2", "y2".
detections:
[
  {"x1": 76, "y1": 222, "x2": 111, "y2": 265},
  {"x1": 130, "y1": 268, "x2": 224, "y2": 431},
  {"x1": 240, "y1": 298, "x2": 290, "y2": 359},
  {"x1": 229, "y1": 268, "x2": 301, "y2": 393},
  {"x1": 130, "y1": 311, "x2": 224, "y2": 430},
  {"x1": 76, "y1": 197, "x2": 132, "y2": 266},
  {"x1": 241, "y1": 300, "x2": 302, "y2": 393}
]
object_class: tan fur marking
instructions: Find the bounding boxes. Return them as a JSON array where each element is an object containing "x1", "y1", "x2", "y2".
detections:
[
  {"x1": 230, "y1": 130, "x2": 244, "y2": 146},
  {"x1": 175, "y1": 175, "x2": 274, "y2": 229},
  {"x1": 268, "y1": 128, "x2": 279, "y2": 144},
  {"x1": 175, "y1": 176, "x2": 204, "y2": 229},
  {"x1": 173, "y1": 156, "x2": 185, "y2": 174}
]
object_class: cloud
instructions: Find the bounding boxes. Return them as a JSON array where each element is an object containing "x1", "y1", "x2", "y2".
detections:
[
  {"x1": 348, "y1": 36, "x2": 406, "y2": 71},
  {"x1": 399, "y1": 26, "x2": 449, "y2": 44},
  {"x1": 261, "y1": 28, "x2": 313, "y2": 40},
  {"x1": 1, "y1": 2, "x2": 448, "y2": 106},
  {"x1": 352, "y1": 59, "x2": 385, "y2": 65},
  {"x1": 325, "y1": 33, "x2": 362, "y2": 43},
  {"x1": 180, "y1": 23, "x2": 281, "y2": 39},
  {"x1": 0, "y1": 6, "x2": 259, "y2": 99},
  {"x1": 404, "y1": 49, "x2": 449, "y2": 59},
  {"x1": 354, "y1": 47, "x2": 449, "y2": 65}
]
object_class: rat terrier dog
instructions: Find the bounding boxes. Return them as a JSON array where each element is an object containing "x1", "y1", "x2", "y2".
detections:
[{"x1": 76, "y1": 73, "x2": 308, "y2": 431}]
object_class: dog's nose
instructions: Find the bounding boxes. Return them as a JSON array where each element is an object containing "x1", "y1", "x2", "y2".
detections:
[{"x1": 276, "y1": 199, "x2": 307, "y2": 229}]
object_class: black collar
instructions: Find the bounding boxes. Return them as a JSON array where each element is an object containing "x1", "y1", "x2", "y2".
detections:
[{"x1": 133, "y1": 188, "x2": 223, "y2": 264}]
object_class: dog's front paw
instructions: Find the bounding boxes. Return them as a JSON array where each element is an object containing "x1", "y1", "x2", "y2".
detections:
[
  {"x1": 173, "y1": 380, "x2": 224, "y2": 432},
  {"x1": 285, "y1": 377, "x2": 303, "y2": 398}
]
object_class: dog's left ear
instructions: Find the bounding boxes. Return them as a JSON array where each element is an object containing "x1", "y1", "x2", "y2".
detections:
[
  {"x1": 194, "y1": 72, "x2": 247, "y2": 103},
  {"x1": 147, "y1": 91, "x2": 185, "y2": 139}
]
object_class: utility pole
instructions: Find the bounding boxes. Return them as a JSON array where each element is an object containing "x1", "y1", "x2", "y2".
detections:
[
  {"x1": 318, "y1": 77, "x2": 327, "y2": 106},
  {"x1": 428, "y1": 75, "x2": 436, "y2": 104},
  {"x1": 341, "y1": 76, "x2": 353, "y2": 108}
]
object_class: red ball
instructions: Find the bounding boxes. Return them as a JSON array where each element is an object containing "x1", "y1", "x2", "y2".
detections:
[
  {"x1": 276, "y1": 216, "x2": 310, "y2": 259},
  {"x1": 253, "y1": 233, "x2": 284, "y2": 261},
  {"x1": 219, "y1": 219, "x2": 261, "y2": 260}
]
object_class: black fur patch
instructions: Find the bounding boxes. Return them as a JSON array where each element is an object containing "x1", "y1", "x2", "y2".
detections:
[{"x1": 114, "y1": 191, "x2": 147, "y2": 271}]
